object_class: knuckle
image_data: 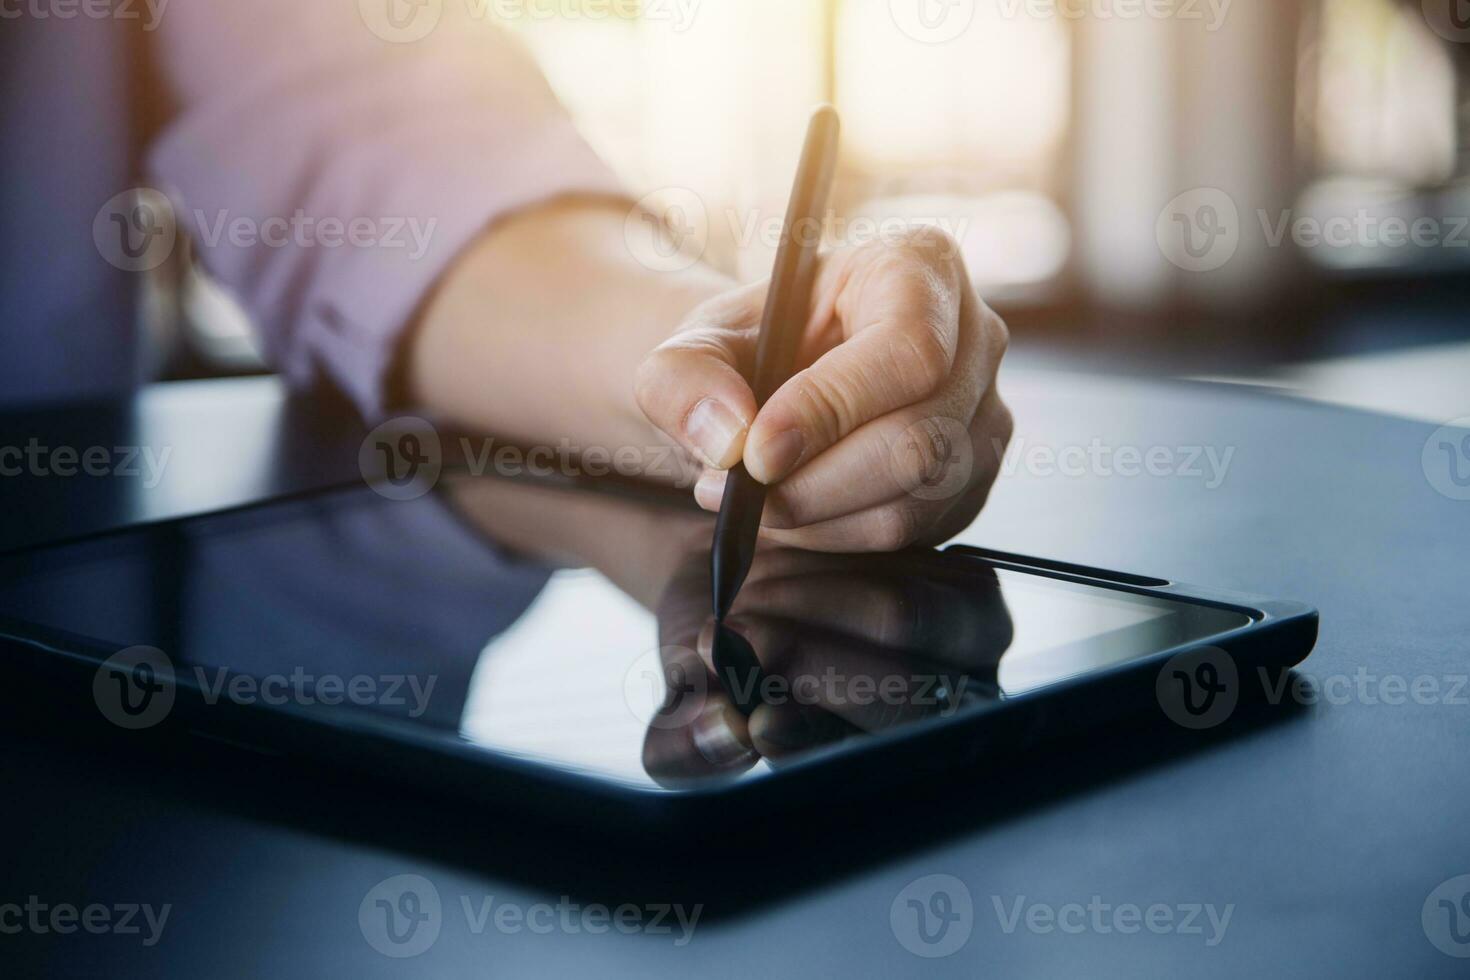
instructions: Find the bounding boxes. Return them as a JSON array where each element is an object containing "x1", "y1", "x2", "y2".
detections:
[
  {"x1": 899, "y1": 224, "x2": 962, "y2": 265},
  {"x1": 889, "y1": 326, "x2": 952, "y2": 400},
  {"x1": 892, "y1": 255, "x2": 952, "y2": 307},
  {"x1": 975, "y1": 399, "x2": 1014, "y2": 484},
  {"x1": 891, "y1": 415, "x2": 970, "y2": 497},
  {"x1": 789, "y1": 372, "x2": 862, "y2": 446},
  {"x1": 994, "y1": 398, "x2": 1015, "y2": 446},
  {"x1": 859, "y1": 224, "x2": 960, "y2": 269},
  {"x1": 898, "y1": 418, "x2": 946, "y2": 484},
  {"x1": 986, "y1": 307, "x2": 1011, "y2": 358}
]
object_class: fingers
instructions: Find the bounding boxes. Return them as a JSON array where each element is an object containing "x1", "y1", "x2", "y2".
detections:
[
  {"x1": 734, "y1": 567, "x2": 1011, "y2": 673},
  {"x1": 645, "y1": 228, "x2": 1012, "y2": 553},
  {"x1": 752, "y1": 393, "x2": 1009, "y2": 552},
  {"x1": 749, "y1": 293, "x2": 1000, "y2": 528},
  {"x1": 748, "y1": 702, "x2": 860, "y2": 762},
  {"x1": 696, "y1": 399, "x2": 979, "y2": 530},
  {"x1": 641, "y1": 700, "x2": 760, "y2": 788},
  {"x1": 640, "y1": 642, "x2": 759, "y2": 789},
  {"x1": 689, "y1": 269, "x2": 1010, "y2": 552},
  {"x1": 634, "y1": 285, "x2": 764, "y2": 470},
  {"x1": 645, "y1": 545, "x2": 1018, "y2": 777},
  {"x1": 743, "y1": 241, "x2": 966, "y2": 485},
  {"x1": 752, "y1": 405, "x2": 981, "y2": 531},
  {"x1": 692, "y1": 546, "x2": 1013, "y2": 669},
  {"x1": 717, "y1": 613, "x2": 972, "y2": 735}
]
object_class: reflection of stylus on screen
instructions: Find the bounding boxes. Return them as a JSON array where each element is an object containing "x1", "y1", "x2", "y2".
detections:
[
  {"x1": 709, "y1": 105, "x2": 841, "y2": 622},
  {"x1": 712, "y1": 624, "x2": 764, "y2": 717}
]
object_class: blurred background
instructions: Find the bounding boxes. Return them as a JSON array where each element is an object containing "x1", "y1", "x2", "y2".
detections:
[{"x1": 181, "y1": 0, "x2": 1470, "y2": 422}]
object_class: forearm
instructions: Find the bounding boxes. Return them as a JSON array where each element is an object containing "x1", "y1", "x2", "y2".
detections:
[{"x1": 406, "y1": 198, "x2": 733, "y2": 460}]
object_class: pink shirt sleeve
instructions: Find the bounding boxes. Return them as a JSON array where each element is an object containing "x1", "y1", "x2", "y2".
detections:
[{"x1": 147, "y1": 3, "x2": 624, "y2": 417}]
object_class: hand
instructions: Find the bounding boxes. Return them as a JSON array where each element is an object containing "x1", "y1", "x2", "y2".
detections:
[
  {"x1": 635, "y1": 229, "x2": 1013, "y2": 553},
  {"x1": 641, "y1": 546, "x2": 1014, "y2": 787}
]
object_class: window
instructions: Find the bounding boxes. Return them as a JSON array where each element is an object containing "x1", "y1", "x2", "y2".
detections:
[
  {"x1": 511, "y1": 0, "x2": 1074, "y2": 301},
  {"x1": 1295, "y1": 0, "x2": 1461, "y2": 271}
]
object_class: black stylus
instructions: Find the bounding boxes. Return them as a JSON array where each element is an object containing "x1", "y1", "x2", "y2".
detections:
[{"x1": 711, "y1": 106, "x2": 840, "y2": 621}]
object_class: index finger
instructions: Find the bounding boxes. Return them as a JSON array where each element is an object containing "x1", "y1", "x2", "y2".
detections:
[{"x1": 744, "y1": 236, "x2": 967, "y2": 485}]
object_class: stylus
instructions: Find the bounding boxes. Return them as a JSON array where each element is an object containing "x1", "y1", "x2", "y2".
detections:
[{"x1": 710, "y1": 106, "x2": 840, "y2": 621}]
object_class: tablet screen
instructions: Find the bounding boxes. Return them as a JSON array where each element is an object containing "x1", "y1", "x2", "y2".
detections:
[{"x1": 0, "y1": 479, "x2": 1250, "y2": 790}]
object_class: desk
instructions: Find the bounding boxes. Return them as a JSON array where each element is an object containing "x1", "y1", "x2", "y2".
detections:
[{"x1": 2, "y1": 365, "x2": 1466, "y2": 977}]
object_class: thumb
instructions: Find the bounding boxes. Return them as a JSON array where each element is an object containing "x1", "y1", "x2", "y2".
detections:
[{"x1": 635, "y1": 285, "x2": 763, "y2": 470}]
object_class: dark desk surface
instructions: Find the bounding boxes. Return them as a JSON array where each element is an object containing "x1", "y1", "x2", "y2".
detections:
[{"x1": 2, "y1": 366, "x2": 1467, "y2": 977}]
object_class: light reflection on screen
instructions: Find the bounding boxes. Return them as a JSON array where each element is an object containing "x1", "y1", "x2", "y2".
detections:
[
  {"x1": 995, "y1": 575, "x2": 1170, "y2": 695},
  {"x1": 457, "y1": 565, "x2": 1247, "y2": 787},
  {"x1": 0, "y1": 488, "x2": 1252, "y2": 792}
]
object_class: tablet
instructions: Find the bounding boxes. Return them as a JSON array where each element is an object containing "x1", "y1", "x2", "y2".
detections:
[{"x1": 0, "y1": 474, "x2": 1316, "y2": 835}]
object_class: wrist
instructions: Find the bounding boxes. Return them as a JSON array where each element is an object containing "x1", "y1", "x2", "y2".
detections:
[{"x1": 404, "y1": 197, "x2": 731, "y2": 484}]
